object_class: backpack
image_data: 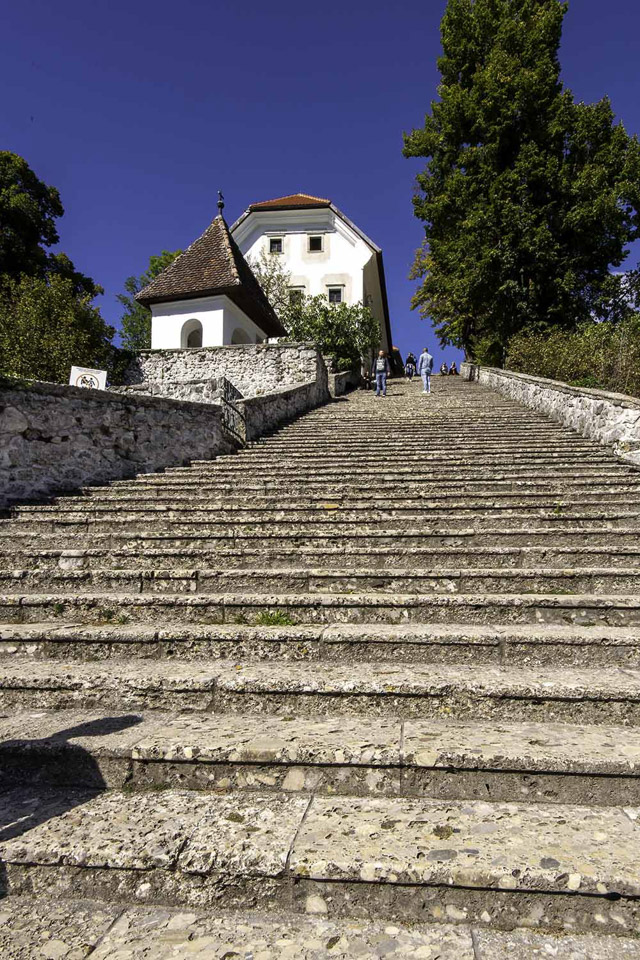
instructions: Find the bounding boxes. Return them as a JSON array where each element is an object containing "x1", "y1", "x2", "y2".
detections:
[{"x1": 376, "y1": 358, "x2": 386, "y2": 372}]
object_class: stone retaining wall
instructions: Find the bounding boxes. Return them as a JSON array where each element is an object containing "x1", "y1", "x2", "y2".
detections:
[
  {"x1": 123, "y1": 343, "x2": 329, "y2": 404},
  {"x1": 240, "y1": 380, "x2": 323, "y2": 442},
  {"x1": 330, "y1": 369, "x2": 361, "y2": 398},
  {"x1": 0, "y1": 379, "x2": 235, "y2": 509},
  {"x1": 461, "y1": 363, "x2": 640, "y2": 466},
  {"x1": 111, "y1": 379, "x2": 223, "y2": 404}
]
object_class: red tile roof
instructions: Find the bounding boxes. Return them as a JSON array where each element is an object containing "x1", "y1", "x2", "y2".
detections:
[
  {"x1": 135, "y1": 215, "x2": 286, "y2": 338},
  {"x1": 249, "y1": 193, "x2": 331, "y2": 211}
]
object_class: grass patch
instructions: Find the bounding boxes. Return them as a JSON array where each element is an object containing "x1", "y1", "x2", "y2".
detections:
[{"x1": 254, "y1": 610, "x2": 295, "y2": 627}]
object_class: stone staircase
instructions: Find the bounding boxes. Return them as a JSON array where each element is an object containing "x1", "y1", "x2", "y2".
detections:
[{"x1": 1, "y1": 376, "x2": 640, "y2": 957}]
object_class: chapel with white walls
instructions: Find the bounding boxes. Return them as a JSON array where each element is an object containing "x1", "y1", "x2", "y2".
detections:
[{"x1": 136, "y1": 192, "x2": 392, "y2": 352}]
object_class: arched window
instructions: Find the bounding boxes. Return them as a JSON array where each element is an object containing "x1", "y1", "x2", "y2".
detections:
[
  {"x1": 231, "y1": 327, "x2": 253, "y2": 345},
  {"x1": 181, "y1": 319, "x2": 203, "y2": 349}
]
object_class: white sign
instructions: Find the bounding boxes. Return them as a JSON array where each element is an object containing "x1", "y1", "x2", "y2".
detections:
[{"x1": 69, "y1": 366, "x2": 107, "y2": 390}]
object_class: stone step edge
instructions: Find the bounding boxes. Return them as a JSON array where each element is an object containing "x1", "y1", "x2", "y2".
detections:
[
  {"x1": 3, "y1": 591, "x2": 640, "y2": 609},
  {"x1": 5, "y1": 565, "x2": 640, "y2": 579},
  {"x1": 3, "y1": 621, "x2": 639, "y2": 642},
  {"x1": 3, "y1": 655, "x2": 640, "y2": 705},
  {"x1": 3, "y1": 708, "x2": 640, "y2": 783},
  {"x1": 2, "y1": 789, "x2": 640, "y2": 935},
  {"x1": 5, "y1": 898, "x2": 638, "y2": 960}
]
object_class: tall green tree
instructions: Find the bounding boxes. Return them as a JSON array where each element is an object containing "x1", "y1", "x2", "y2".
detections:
[
  {"x1": 0, "y1": 151, "x2": 99, "y2": 297},
  {"x1": 404, "y1": 0, "x2": 640, "y2": 363},
  {"x1": 117, "y1": 249, "x2": 182, "y2": 350},
  {"x1": 0, "y1": 152, "x2": 114, "y2": 382}
]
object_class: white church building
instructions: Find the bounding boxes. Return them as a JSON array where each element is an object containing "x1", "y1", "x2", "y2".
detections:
[
  {"x1": 137, "y1": 192, "x2": 392, "y2": 352},
  {"x1": 232, "y1": 193, "x2": 392, "y2": 352},
  {"x1": 137, "y1": 200, "x2": 286, "y2": 349}
]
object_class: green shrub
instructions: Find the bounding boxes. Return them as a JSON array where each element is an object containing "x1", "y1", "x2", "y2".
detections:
[{"x1": 506, "y1": 318, "x2": 640, "y2": 398}]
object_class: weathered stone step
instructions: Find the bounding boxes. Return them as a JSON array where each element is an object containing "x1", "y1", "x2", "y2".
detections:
[
  {"x1": 1, "y1": 656, "x2": 640, "y2": 722},
  {"x1": 2, "y1": 526, "x2": 638, "y2": 551},
  {"x1": 64, "y1": 488, "x2": 640, "y2": 510},
  {"x1": 168, "y1": 464, "x2": 634, "y2": 480},
  {"x1": 13, "y1": 898, "x2": 633, "y2": 960},
  {"x1": 2, "y1": 709, "x2": 640, "y2": 806},
  {"x1": 0, "y1": 896, "x2": 507, "y2": 960},
  {"x1": 3, "y1": 566, "x2": 640, "y2": 596},
  {"x1": 14, "y1": 495, "x2": 640, "y2": 519},
  {"x1": 7, "y1": 543, "x2": 640, "y2": 572},
  {"x1": 116, "y1": 474, "x2": 640, "y2": 494},
  {"x1": 230, "y1": 452, "x2": 614, "y2": 468},
  {"x1": 2, "y1": 591, "x2": 640, "y2": 629},
  {"x1": 2, "y1": 788, "x2": 639, "y2": 933},
  {"x1": 269, "y1": 425, "x2": 581, "y2": 437},
  {"x1": 3, "y1": 621, "x2": 640, "y2": 666},
  {"x1": 230, "y1": 452, "x2": 614, "y2": 469},
  {"x1": 6, "y1": 510, "x2": 640, "y2": 537}
]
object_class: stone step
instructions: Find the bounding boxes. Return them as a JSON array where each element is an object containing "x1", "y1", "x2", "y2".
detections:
[
  {"x1": 3, "y1": 566, "x2": 640, "y2": 596},
  {"x1": 167, "y1": 464, "x2": 634, "y2": 480},
  {"x1": 6, "y1": 897, "x2": 591, "y2": 960},
  {"x1": 2, "y1": 526, "x2": 638, "y2": 550},
  {"x1": 1, "y1": 656, "x2": 640, "y2": 723},
  {"x1": 6, "y1": 543, "x2": 640, "y2": 572},
  {"x1": 3, "y1": 620, "x2": 640, "y2": 666},
  {"x1": 2, "y1": 590, "x2": 640, "y2": 628},
  {"x1": 2, "y1": 709, "x2": 640, "y2": 806},
  {"x1": 64, "y1": 487, "x2": 640, "y2": 508},
  {"x1": 2, "y1": 788, "x2": 639, "y2": 934},
  {"x1": 228, "y1": 452, "x2": 615, "y2": 467},
  {"x1": 226, "y1": 452, "x2": 616, "y2": 467},
  {"x1": 13, "y1": 496, "x2": 640, "y2": 519},
  {"x1": 111, "y1": 475, "x2": 640, "y2": 494},
  {"x1": 6, "y1": 511, "x2": 640, "y2": 537},
  {"x1": 6, "y1": 900, "x2": 635, "y2": 960}
]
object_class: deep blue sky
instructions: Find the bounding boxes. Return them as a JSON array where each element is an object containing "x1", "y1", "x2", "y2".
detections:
[{"x1": 3, "y1": 0, "x2": 640, "y2": 368}]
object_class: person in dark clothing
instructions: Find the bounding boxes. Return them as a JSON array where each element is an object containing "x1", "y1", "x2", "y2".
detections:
[
  {"x1": 449, "y1": 362, "x2": 459, "y2": 375},
  {"x1": 372, "y1": 350, "x2": 391, "y2": 397},
  {"x1": 405, "y1": 352, "x2": 417, "y2": 380}
]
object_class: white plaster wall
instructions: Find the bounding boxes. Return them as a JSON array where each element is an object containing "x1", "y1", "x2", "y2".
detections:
[
  {"x1": 150, "y1": 296, "x2": 264, "y2": 349},
  {"x1": 233, "y1": 209, "x2": 369, "y2": 306},
  {"x1": 150, "y1": 296, "x2": 224, "y2": 349},
  {"x1": 221, "y1": 299, "x2": 265, "y2": 345}
]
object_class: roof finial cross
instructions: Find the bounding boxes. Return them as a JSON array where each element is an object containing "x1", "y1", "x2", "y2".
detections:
[{"x1": 217, "y1": 190, "x2": 225, "y2": 215}]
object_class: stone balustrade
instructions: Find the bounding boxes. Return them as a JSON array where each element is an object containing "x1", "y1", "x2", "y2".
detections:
[{"x1": 461, "y1": 362, "x2": 640, "y2": 466}]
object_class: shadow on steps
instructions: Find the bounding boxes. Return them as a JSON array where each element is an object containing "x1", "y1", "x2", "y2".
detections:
[{"x1": 0, "y1": 714, "x2": 143, "y2": 897}]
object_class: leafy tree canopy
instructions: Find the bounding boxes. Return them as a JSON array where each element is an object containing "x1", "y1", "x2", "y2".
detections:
[
  {"x1": 0, "y1": 151, "x2": 100, "y2": 297},
  {"x1": 404, "y1": 0, "x2": 640, "y2": 364},
  {"x1": 117, "y1": 249, "x2": 182, "y2": 351},
  {"x1": 284, "y1": 295, "x2": 380, "y2": 371},
  {"x1": 0, "y1": 274, "x2": 115, "y2": 383}
]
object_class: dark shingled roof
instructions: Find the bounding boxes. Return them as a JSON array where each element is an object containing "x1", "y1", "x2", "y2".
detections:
[
  {"x1": 249, "y1": 193, "x2": 331, "y2": 211},
  {"x1": 135, "y1": 215, "x2": 286, "y2": 338}
]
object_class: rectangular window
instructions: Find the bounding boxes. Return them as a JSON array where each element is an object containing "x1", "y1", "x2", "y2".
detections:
[
  {"x1": 328, "y1": 287, "x2": 343, "y2": 304},
  {"x1": 288, "y1": 287, "x2": 305, "y2": 304},
  {"x1": 269, "y1": 237, "x2": 283, "y2": 254},
  {"x1": 308, "y1": 235, "x2": 323, "y2": 252}
]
